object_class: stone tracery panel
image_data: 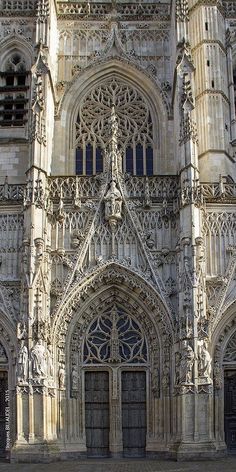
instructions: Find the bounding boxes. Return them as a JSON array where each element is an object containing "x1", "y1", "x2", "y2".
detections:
[
  {"x1": 0, "y1": 214, "x2": 24, "y2": 280},
  {"x1": 224, "y1": 331, "x2": 236, "y2": 363},
  {"x1": 203, "y1": 211, "x2": 236, "y2": 277},
  {"x1": 83, "y1": 305, "x2": 147, "y2": 365},
  {"x1": 75, "y1": 77, "x2": 154, "y2": 176}
]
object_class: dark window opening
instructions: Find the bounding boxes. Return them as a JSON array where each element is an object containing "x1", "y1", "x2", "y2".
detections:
[
  {"x1": 136, "y1": 144, "x2": 143, "y2": 176},
  {"x1": 205, "y1": 22, "x2": 208, "y2": 31},
  {"x1": 17, "y1": 75, "x2": 26, "y2": 86},
  {"x1": 96, "y1": 147, "x2": 103, "y2": 173},
  {"x1": 6, "y1": 76, "x2": 14, "y2": 86},
  {"x1": 86, "y1": 144, "x2": 93, "y2": 175},
  {"x1": 0, "y1": 53, "x2": 29, "y2": 127},
  {"x1": 126, "y1": 146, "x2": 133, "y2": 174},
  {"x1": 76, "y1": 147, "x2": 83, "y2": 175},
  {"x1": 146, "y1": 147, "x2": 153, "y2": 176}
]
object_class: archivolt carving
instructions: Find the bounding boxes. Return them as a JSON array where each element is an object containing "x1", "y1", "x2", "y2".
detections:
[
  {"x1": 52, "y1": 263, "x2": 174, "y2": 354},
  {"x1": 58, "y1": 57, "x2": 169, "y2": 121},
  {"x1": 0, "y1": 283, "x2": 19, "y2": 324},
  {"x1": 0, "y1": 314, "x2": 17, "y2": 362}
]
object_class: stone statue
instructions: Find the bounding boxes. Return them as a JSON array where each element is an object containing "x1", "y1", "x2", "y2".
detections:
[
  {"x1": 17, "y1": 340, "x2": 28, "y2": 382},
  {"x1": 31, "y1": 339, "x2": 47, "y2": 378},
  {"x1": 46, "y1": 345, "x2": 53, "y2": 377},
  {"x1": 71, "y1": 366, "x2": 78, "y2": 391},
  {"x1": 146, "y1": 231, "x2": 155, "y2": 250},
  {"x1": 104, "y1": 180, "x2": 122, "y2": 221},
  {"x1": 179, "y1": 340, "x2": 194, "y2": 384},
  {"x1": 213, "y1": 361, "x2": 223, "y2": 389},
  {"x1": 151, "y1": 367, "x2": 159, "y2": 397},
  {"x1": 58, "y1": 364, "x2": 65, "y2": 389},
  {"x1": 162, "y1": 363, "x2": 170, "y2": 390},
  {"x1": 198, "y1": 340, "x2": 212, "y2": 382}
]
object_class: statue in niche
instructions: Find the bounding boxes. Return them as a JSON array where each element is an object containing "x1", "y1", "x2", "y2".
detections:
[
  {"x1": 17, "y1": 340, "x2": 28, "y2": 382},
  {"x1": 179, "y1": 340, "x2": 194, "y2": 384},
  {"x1": 146, "y1": 231, "x2": 155, "y2": 250},
  {"x1": 198, "y1": 339, "x2": 212, "y2": 382},
  {"x1": 30, "y1": 339, "x2": 47, "y2": 378},
  {"x1": 58, "y1": 363, "x2": 65, "y2": 389},
  {"x1": 213, "y1": 361, "x2": 223, "y2": 389},
  {"x1": 104, "y1": 179, "x2": 122, "y2": 222},
  {"x1": 162, "y1": 362, "x2": 170, "y2": 390},
  {"x1": 151, "y1": 367, "x2": 159, "y2": 397},
  {"x1": 71, "y1": 366, "x2": 78, "y2": 391},
  {"x1": 46, "y1": 345, "x2": 53, "y2": 377}
]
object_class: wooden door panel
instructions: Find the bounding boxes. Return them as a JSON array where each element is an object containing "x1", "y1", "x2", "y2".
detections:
[
  {"x1": 122, "y1": 371, "x2": 146, "y2": 457},
  {"x1": 85, "y1": 371, "x2": 109, "y2": 457},
  {"x1": 224, "y1": 371, "x2": 236, "y2": 452}
]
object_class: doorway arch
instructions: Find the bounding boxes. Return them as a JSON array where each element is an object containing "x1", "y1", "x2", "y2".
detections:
[{"x1": 53, "y1": 263, "x2": 174, "y2": 457}]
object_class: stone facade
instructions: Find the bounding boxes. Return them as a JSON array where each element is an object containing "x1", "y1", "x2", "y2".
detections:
[{"x1": 0, "y1": 0, "x2": 236, "y2": 463}]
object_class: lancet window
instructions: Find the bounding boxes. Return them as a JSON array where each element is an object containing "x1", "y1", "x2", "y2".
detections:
[
  {"x1": 0, "y1": 52, "x2": 29, "y2": 127},
  {"x1": 75, "y1": 78, "x2": 154, "y2": 176}
]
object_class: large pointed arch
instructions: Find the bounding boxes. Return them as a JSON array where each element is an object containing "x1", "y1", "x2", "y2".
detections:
[
  {"x1": 53, "y1": 58, "x2": 170, "y2": 175},
  {"x1": 52, "y1": 261, "x2": 174, "y2": 351},
  {"x1": 0, "y1": 35, "x2": 34, "y2": 69}
]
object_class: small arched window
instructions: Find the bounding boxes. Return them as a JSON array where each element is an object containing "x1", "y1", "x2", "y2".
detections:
[
  {"x1": 75, "y1": 77, "x2": 154, "y2": 176},
  {"x1": 0, "y1": 52, "x2": 29, "y2": 127}
]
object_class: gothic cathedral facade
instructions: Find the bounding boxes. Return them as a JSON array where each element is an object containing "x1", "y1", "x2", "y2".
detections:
[{"x1": 0, "y1": 0, "x2": 236, "y2": 462}]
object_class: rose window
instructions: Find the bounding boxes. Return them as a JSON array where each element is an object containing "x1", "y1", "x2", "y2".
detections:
[{"x1": 83, "y1": 306, "x2": 147, "y2": 364}]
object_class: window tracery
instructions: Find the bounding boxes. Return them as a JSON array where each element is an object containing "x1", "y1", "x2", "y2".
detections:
[
  {"x1": 224, "y1": 331, "x2": 236, "y2": 363},
  {"x1": 83, "y1": 305, "x2": 147, "y2": 365},
  {"x1": 75, "y1": 77, "x2": 154, "y2": 176},
  {"x1": 0, "y1": 52, "x2": 29, "y2": 127}
]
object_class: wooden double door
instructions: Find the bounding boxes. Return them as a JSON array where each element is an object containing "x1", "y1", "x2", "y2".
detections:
[
  {"x1": 225, "y1": 370, "x2": 236, "y2": 452},
  {"x1": 85, "y1": 370, "x2": 146, "y2": 457}
]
